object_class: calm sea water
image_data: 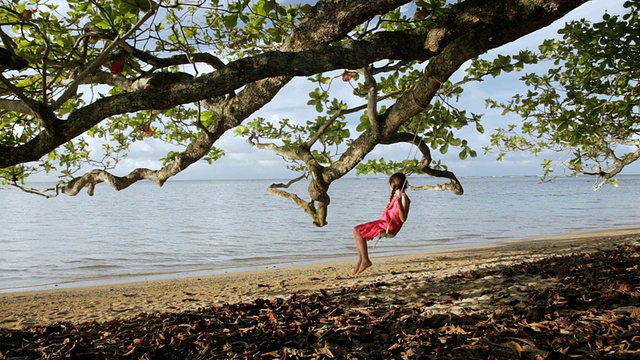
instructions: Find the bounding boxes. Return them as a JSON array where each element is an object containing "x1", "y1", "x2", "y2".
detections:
[{"x1": 1, "y1": 175, "x2": 638, "y2": 293}]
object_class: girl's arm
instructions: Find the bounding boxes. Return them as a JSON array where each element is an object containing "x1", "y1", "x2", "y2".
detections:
[{"x1": 396, "y1": 192, "x2": 410, "y2": 223}]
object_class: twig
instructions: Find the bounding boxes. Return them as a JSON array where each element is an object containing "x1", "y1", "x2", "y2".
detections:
[{"x1": 52, "y1": 6, "x2": 158, "y2": 109}]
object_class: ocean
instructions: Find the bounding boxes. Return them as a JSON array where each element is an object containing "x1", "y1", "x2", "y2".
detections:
[{"x1": 1, "y1": 175, "x2": 638, "y2": 293}]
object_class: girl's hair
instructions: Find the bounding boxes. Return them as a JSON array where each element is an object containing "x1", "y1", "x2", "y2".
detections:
[{"x1": 387, "y1": 172, "x2": 407, "y2": 206}]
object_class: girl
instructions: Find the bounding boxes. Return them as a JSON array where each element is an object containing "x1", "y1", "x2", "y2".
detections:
[{"x1": 353, "y1": 173, "x2": 411, "y2": 275}]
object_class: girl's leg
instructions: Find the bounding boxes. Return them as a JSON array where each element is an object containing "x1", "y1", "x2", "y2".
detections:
[
  {"x1": 353, "y1": 229, "x2": 362, "y2": 275},
  {"x1": 353, "y1": 229, "x2": 372, "y2": 275}
]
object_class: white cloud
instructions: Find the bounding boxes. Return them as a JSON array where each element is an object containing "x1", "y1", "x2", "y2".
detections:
[
  {"x1": 227, "y1": 152, "x2": 251, "y2": 161},
  {"x1": 257, "y1": 159, "x2": 282, "y2": 167},
  {"x1": 129, "y1": 140, "x2": 155, "y2": 154},
  {"x1": 120, "y1": 158, "x2": 163, "y2": 170}
]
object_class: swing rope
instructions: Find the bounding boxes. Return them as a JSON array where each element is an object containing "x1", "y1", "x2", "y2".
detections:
[{"x1": 374, "y1": 117, "x2": 425, "y2": 248}]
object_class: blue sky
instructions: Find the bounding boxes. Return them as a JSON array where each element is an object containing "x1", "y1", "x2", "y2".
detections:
[{"x1": 33, "y1": 0, "x2": 639, "y2": 181}]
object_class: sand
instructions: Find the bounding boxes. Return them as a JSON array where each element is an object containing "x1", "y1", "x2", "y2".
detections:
[{"x1": 1, "y1": 227, "x2": 639, "y2": 330}]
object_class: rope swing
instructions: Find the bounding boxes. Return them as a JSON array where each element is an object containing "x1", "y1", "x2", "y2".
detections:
[{"x1": 373, "y1": 117, "x2": 425, "y2": 248}]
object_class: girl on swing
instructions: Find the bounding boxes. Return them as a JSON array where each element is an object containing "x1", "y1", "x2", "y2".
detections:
[{"x1": 353, "y1": 173, "x2": 411, "y2": 275}]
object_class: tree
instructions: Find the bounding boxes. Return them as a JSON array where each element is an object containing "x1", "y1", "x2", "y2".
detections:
[
  {"x1": 0, "y1": 0, "x2": 589, "y2": 226},
  {"x1": 474, "y1": 0, "x2": 639, "y2": 190}
]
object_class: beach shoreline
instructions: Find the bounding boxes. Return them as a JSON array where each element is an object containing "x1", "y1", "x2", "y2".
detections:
[{"x1": 1, "y1": 227, "x2": 639, "y2": 330}]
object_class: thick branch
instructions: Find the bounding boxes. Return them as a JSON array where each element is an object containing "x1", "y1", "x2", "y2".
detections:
[
  {"x1": 60, "y1": 168, "x2": 169, "y2": 196},
  {"x1": 57, "y1": 130, "x2": 217, "y2": 196},
  {"x1": 305, "y1": 158, "x2": 330, "y2": 227},
  {"x1": 64, "y1": 70, "x2": 195, "y2": 92}
]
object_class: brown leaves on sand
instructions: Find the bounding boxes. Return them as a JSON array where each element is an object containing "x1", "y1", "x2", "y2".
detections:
[{"x1": 1, "y1": 244, "x2": 640, "y2": 359}]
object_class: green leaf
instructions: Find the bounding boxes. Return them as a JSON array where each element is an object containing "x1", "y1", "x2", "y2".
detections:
[{"x1": 224, "y1": 14, "x2": 238, "y2": 29}]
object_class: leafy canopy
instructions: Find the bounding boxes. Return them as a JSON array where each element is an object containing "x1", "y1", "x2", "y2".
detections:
[
  {"x1": 1, "y1": 0, "x2": 473, "y2": 186},
  {"x1": 0, "y1": 0, "x2": 602, "y2": 225},
  {"x1": 470, "y1": 0, "x2": 640, "y2": 189}
]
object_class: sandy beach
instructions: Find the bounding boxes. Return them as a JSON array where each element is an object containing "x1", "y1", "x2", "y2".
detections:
[{"x1": 2, "y1": 227, "x2": 639, "y2": 332}]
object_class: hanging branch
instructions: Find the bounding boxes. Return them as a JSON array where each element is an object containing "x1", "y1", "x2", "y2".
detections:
[
  {"x1": 268, "y1": 173, "x2": 309, "y2": 189},
  {"x1": 383, "y1": 132, "x2": 464, "y2": 195},
  {"x1": 267, "y1": 172, "x2": 327, "y2": 227},
  {"x1": 6, "y1": 182, "x2": 57, "y2": 198}
]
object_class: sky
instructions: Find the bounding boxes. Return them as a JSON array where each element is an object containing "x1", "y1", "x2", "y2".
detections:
[{"x1": 30, "y1": 0, "x2": 639, "y2": 182}]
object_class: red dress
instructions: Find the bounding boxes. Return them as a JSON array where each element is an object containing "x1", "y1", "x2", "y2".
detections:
[{"x1": 354, "y1": 193, "x2": 410, "y2": 241}]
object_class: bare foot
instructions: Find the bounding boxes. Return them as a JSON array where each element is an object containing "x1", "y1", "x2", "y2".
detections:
[
  {"x1": 353, "y1": 258, "x2": 362, "y2": 275},
  {"x1": 355, "y1": 260, "x2": 372, "y2": 275}
]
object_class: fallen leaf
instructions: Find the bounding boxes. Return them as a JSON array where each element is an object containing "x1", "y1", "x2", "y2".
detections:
[{"x1": 268, "y1": 310, "x2": 277, "y2": 324}]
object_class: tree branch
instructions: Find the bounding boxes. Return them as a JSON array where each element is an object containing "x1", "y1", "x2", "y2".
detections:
[
  {"x1": 6, "y1": 182, "x2": 57, "y2": 198},
  {"x1": 63, "y1": 70, "x2": 195, "y2": 92},
  {"x1": 0, "y1": 29, "x2": 28, "y2": 70},
  {"x1": 248, "y1": 134, "x2": 302, "y2": 160},
  {"x1": 0, "y1": 99, "x2": 32, "y2": 114},
  {"x1": 383, "y1": 131, "x2": 464, "y2": 195},
  {"x1": 0, "y1": 73, "x2": 38, "y2": 115},
  {"x1": 59, "y1": 167, "x2": 167, "y2": 196},
  {"x1": 267, "y1": 186, "x2": 326, "y2": 227},
  {"x1": 266, "y1": 172, "x2": 327, "y2": 227},
  {"x1": 587, "y1": 147, "x2": 640, "y2": 190},
  {"x1": 364, "y1": 66, "x2": 380, "y2": 136},
  {"x1": 306, "y1": 91, "x2": 401, "y2": 148},
  {"x1": 126, "y1": 47, "x2": 227, "y2": 70}
]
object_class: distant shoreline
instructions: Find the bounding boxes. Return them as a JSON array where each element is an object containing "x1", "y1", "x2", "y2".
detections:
[{"x1": 3, "y1": 172, "x2": 640, "y2": 189}]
